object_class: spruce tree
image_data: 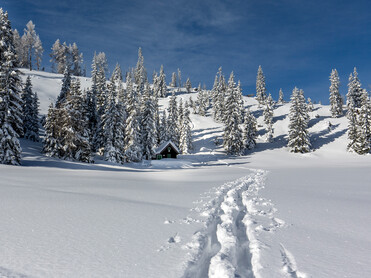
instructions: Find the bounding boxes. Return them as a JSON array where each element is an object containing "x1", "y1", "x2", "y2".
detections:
[
  {"x1": 0, "y1": 9, "x2": 23, "y2": 165},
  {"x1": 157, "y1": 65, "x2": 167, "y2": 98},
  {"x1": 22, "y1": 76, "x2": 39, "y2": 141},
  {"x1": 352, "y1": 89, "x2": 371, "y2": 154},
  {"x1": 159, "y1": 110, "x2": 169, "y2": 144},
  {"x1": 212, "y1": 67, "x2": 227, "y2": 122},
  {"x1": 167, "y1": 91, "x2": 179, "y2": 145},
  {"x1": 102, "y1": 87, "x2": 126, "y2": 164},
  {"x1": 186, "y1": 78, "x2": 192, "y2": 93},
  {"x1": 56, "y1": 65, "x2": 71, "y2": 107},
  {"x1": 287, "y1": 88, "x2": 311, "y2": 153},
  {"x1": 264, "y1": 93, "x2": 274, "y2": 142},
  {"x1": 197, "y1": 84, "x2": 207, "y2": 116},
  {"x1": 60, "y1": 79, "x2": 92, "y2": 162},
  {"x1": 277, "y1": 88, "x2": 284, "y2": 104},
  {"x1": 242, "y1": 110, "x2": 257, "y2": 150},
  {"x1": 141, "y1": 84, "x2": 157, "y2": 160},
  {"x1": 329, "y1": 69, "x2": 343, "y2": 117},
  {"x1": 179, "y1": 105, "x2": 193, "y2": 154},
  {"x1": 256, "y1": 65, "x2": 267, "y2": 107},
  {"x1": 171, "y1": 72, "x2": 177, "y2": 87},
  {"x1": 223, "y1": 72, "x2": 243, "y2": 155},
  {"x1": 307, "y1": 98, "x2": 314, "y2": 113},
  {"x1": 43, "y1": 103, "x2": 62, "y2": 157}
]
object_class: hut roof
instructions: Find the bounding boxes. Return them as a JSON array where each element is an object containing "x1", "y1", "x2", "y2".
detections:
[{"x1": 155, "y1": 140, "x2": 180, "y2": 155}]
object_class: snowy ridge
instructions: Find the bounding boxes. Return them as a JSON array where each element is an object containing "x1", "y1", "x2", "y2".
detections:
[{"x1": 182, "y1": 170, "x2": 268, "y2": 278}]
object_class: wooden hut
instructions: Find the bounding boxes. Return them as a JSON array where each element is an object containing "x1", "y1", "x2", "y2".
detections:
[{"x1": 153, "y1": 140, "x2": 180, "y2": 159}]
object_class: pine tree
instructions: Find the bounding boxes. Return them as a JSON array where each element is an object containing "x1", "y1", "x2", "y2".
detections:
[
  {"x1": 287, "y1": 88, "x2": 311, "y2": 153},
  {"x1": 197, "y1": 84, "x2": 207, "y2": 116},
  {"x1": 60, "y1": 79, "x2": 93, "y2": 162},
  {"x1": 102, "y1": 86, "x2": 126, "y2": 164},
  {"x1": 256, "y1": 65, "x2": 267, "y2": 107},
  {"x1": 170, "y1": 72, "x2": 177, "y2": 87},
  {"x1": 134, "y1": 47, "x2": 147, "y2": 85},
  {"x1": 167, "y1": 91, "x2": 179, "y2": 145},
  {"x1": 22, "y1": 20, "x2": 43, "y2": 70},
  {"x1": 56, "y1": 66, "x2": 71, "y2": 107},
  {"x1": 22, "y1": 76, "x2": 39, "y2": 141},
  {"x1": 125, "y1": 73, "x2": 142, "y2": 162},
  {"x1": 0, "y1": 9, "x2": 23, "y2": 165},
  {"x1": 347, "y1": 67, "x2": 363, "y2": 109},
  {"x1": 50, "y1": 39, "x2": 65, "y2": 73},
  {"x1": 329, "y1": 69, "x2": 343, "y2": 117},
  {"x1": 277, "y1": 88, "x2": 284, "y2": 104},
  {"x1": 43, "y1": 103, "x2": 62, "y2": 157},
  {"x1": 141, "y1": 84, "x2": 157, "y2": 160},
  {"x1": 223, "y1": 72, "x2": 243, "y2": 155},
  {"x1": 307, "y1": 98, "x2": 314, "y2": 113},
  {"x1": 242, "y1": 110, "x2": 257, "y2": 150},
  {"x1": 264, "y1": 93, "x2": 274, "y2": 142},
  {"x1": 177, "y1": 68, "x2": 182, "y2": 88},
  {"x1": 186, "y1": 78, "x2": 192, "y2": 93},
  {"x1": 157, "y1": 65, "x2": 167, "y2": 98},
  {"x1": 352, "y1": 89, "x2": 371, "y2": 154},
  {"x1": 159, "y1": 110, "x2": 169, "y2": 144},
  {"x1": 179, "y1": 105, "x2": 193, "y2": 154},
  {"x1": 212, "y1": 67, "x2": 227, "y2": 122}
]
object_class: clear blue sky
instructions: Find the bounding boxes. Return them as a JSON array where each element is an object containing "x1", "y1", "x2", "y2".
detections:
[{"x1": 2, "y1": 0, "x2": 371, "y2": 103}]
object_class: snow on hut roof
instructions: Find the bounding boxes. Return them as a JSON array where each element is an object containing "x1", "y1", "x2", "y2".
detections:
[{"x1": 155, "y1": 140, "x2": 180, "y2": 154}]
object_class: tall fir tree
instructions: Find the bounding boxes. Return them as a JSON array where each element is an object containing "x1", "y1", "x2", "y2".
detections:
[
  {"x1": 179, "y1": 105, "x2": 193, "y2": 154},
  {"x1": 223, "y1": 72, "x2": 243, "y2": 155},
  {"x1": 60, "y1": 79, "x2": 92, "y2": 162},
  {"x1": 22, "y1": 76, "x2": 39, "y2": 141},
  {"x1": 212, "y1": 67, "x2": 227, "y2": 122},
  {"x1": 186, "y1": 78, "x2": 192, "y2": 93},
  {"x1": 141, "y1": 84, "x2": 157, "y2": 160},
  {"x1": 167, "y1": 91, "x2": 179, "y2": 145},
  {"x1": 329, "y1": 69, "x2": 343, "y2": 117},
  {"x1": 287, "y1": 88, "x2": 311, "y2": 153},
  {"x1": 277, "y1": 88, "x2": 284, "y2": 104},
  {"x1": 0, "y1": 9, "x2": 23, "y2": 165},
  {"x1": 170, "y1": 72, "x2": 177, "y2": 87},
  {"x1": 352, "y1": 89, "x2": 371, "y2": 154},
  {"x1": 56, "y1": 65, "x2": 71, "y2": 107},
  {"x1": 256, "y1": 65, "x2": 267, "y2": 107},
  {"x1": 157, "y1": 65, "x2": 167, "y2": 98},
  {"x1": 43, "y1": 103, "x2": 63, "y2": 157},
  {"x1": 102, "y1": 86, "x2": 126, "y2": 164},
  {"x1": 242, "y1": 110, "x2": 257, "y2": 151},
  {"x1": 263, "y1": 93, "x2": 274, "y2": 142}
]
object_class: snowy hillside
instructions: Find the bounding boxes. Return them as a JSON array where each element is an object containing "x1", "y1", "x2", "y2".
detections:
[{"x1": 0, "y1": 69, "x2": 370, "y2": 278}]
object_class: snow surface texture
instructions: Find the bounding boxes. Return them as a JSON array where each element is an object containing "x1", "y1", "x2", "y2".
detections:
[{"x1": 0, "y1": 70, "x2": 370, "y2": 277}]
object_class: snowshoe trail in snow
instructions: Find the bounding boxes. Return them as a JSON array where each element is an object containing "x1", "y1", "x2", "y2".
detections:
[
  {"x1": 182, "y1": 170, "x2": 273, "y2": 278},
  {"x1": 280, "y1": 244, "x2": 307, "y2": 278}
]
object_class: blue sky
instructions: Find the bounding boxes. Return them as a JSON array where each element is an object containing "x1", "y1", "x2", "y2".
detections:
[{"x1": 2, "y1": 0, "x2": 371, "y2": 103}]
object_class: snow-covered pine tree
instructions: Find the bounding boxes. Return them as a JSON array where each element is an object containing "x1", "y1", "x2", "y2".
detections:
[
  {"x1": 307, "y1": 98, "x2": 314, "y2": 113},
  {"x1": 351, "y1": 89, "x2": 371, "y2": 154},
  {"x1": 96, "y1": 66, "x2": 107, "y2": 113},
  {"x1": 242, "y1": 110, "x2": 257, "y2": 151},
  {"x1": 102, "y1": 85, "x2": 126, "y2": 164},
  {"x1": 124, "y1": 73, "x2": 142, "y2": 162},
  {"x1": 134, "y1": 47, "x2": 147, "y2": 85},
  {"x1": 179, "y1": 105, "x2": 193, "y2": 154},
  {"x1": 212, "y1": 67, "x2": 227, "y2": 122},
  {"x1": 347, "y1": 68, "x2": 363, "y2": 109},
  {"x1": 0, "y1": 9, "x2": 23, "y2": 165},
  {"x1": 277, "y1": 88, "x2": 284, "y2": 104},
  {"x1": 156, "y1": 65, "x2": 167, "y2": 98},
  {"x1": 159, "y1": 110, "x2": 169, "y2": 144},
  {"x1": 70, "y1": 43, "x2": 83, "y2": 76},
  {"x1": 346, "y1": 68, "x2": 363, "y2": 153},
  {"x1": 170, "y1": 72, "x2": 177, "y2": 87},
  {"x1": 22, "y1": 76, "x2": 39, "y2": 141},
  {"x1": 186, "y1": 78, "x2": 192, "y2": 93},
  {"x1": 256, "y1": 65, "x2": 267, "y2": 107},
  {"x1": 85, "y1": 88, "x2": 98, "y2": 149},
  {"x1": 263, "y1": 93, "x2": 274, "y2": 142},
  {"x1": 56, "y1": 65, "x2": 71, "y2": 107},
  {"x1": 329, "y1": 69, "x2": 343, "y2": 117},
  {"x1": 141, "y1": 83, "x2": 157, "y2": 160},
  {"x1": 223, "y1": 72, "x2": 243, "y2": 155},
  {"x1": 177, "y1": 68, "x2": 182, "y2": 88},
  {"x1": 287, "y1": 88, "x2": 311, "y2": 153},
  {"x1": 197, "y1": 84, "x2": 207, "y2": 116},
  {"x1": 167, "y1": 91, "x2": 179, "y2": 145},
  {"x1": 236, "y1": 80, "x2": 244, "y2": 119},
  {"x1": 178, "y1": 98, "x2": 184, "y2": 128},
  {"x1": 21, "y1": 20, "x2": 43, "y2": 70},
  {"x1": 60, "y1": 79, "x2": 92, "y2": 162},
  {"x1": 43, "y1": 103, "x2": 62, "y2": 157}
]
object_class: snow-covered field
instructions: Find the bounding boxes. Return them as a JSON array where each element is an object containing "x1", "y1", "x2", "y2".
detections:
[{"x1": 0, "y1": 69, "x2": 370, "y2": 277}]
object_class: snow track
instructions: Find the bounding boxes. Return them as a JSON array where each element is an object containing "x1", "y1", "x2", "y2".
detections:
[{"x1": 182, "y1": 170, "x2": 267, "y2": 278}]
